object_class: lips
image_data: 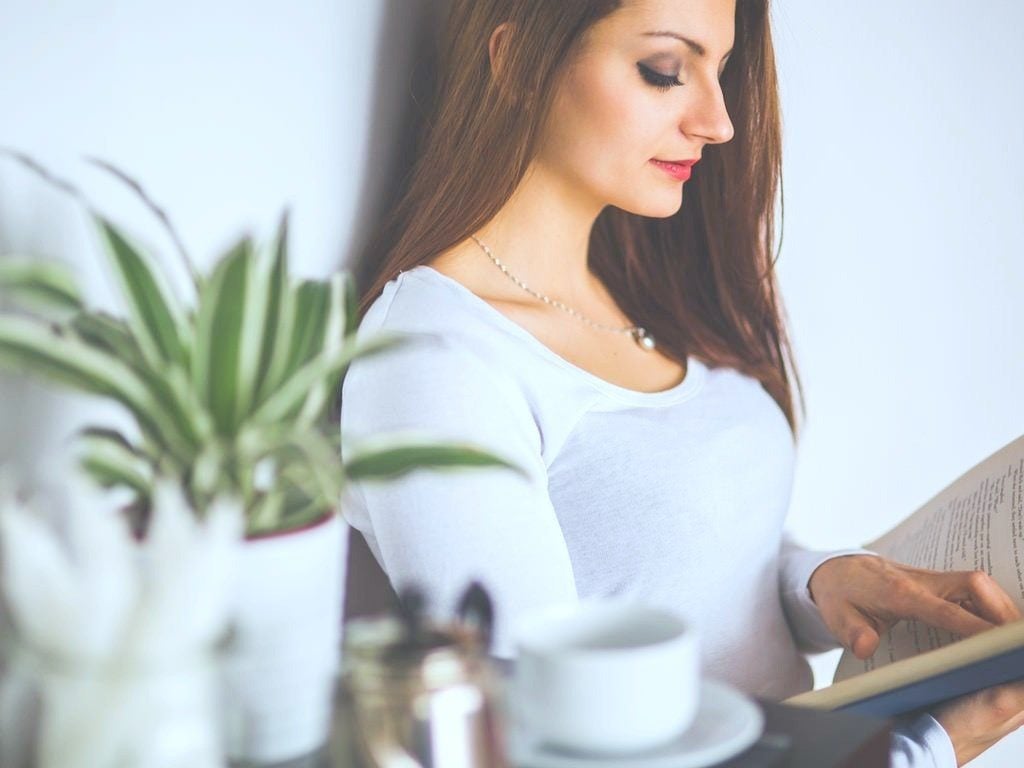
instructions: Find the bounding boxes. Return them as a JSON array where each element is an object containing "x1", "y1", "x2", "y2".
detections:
[
  {"x1": 653, "y1": 158, "x2": 699, "y2": 167},
  {"x1": 650, "y1": 158, "x2": 696, "y2": 181}
]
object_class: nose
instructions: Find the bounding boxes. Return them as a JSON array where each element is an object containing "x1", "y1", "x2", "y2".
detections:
[{"x1": 679, "y1": 71, "x2": 734, "y2": 146}]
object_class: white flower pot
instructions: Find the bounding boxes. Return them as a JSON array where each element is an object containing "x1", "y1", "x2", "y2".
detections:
[{"x1": 221, "y1": 513, "x2": 348, "y2": 763}]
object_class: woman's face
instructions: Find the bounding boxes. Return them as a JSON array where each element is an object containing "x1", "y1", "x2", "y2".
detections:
[{"x1": 534, "y1": 0, "x2": 737, "y2": 218}]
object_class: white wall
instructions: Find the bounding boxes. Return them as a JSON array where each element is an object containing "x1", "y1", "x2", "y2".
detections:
[
  {"x1": 0, "y1": 0, "x2": 407, "y2": 484},
  {"x1": 774, "y1": 1, "x2": 1024, "y2": 764},
  {"x1": 1, "y1": 0, "x2": 1021, "y2": 764}
]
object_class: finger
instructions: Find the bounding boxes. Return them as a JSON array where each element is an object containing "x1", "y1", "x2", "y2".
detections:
[
  {"x1": 850, "y1": 625, "x2": 880, "y2": 660},
  {"x1": 962, "y1": 571, "x2": 1023, "y2": 624},
  {"x1": 895, "y1": 585, "x2": 997, "y2": 638},
  {"x1": 840, "y1": 608, "x2": 883, "y2": 660},
  {"x1": 915, "y1": 568, "x2": 1021, "y2": 624}
]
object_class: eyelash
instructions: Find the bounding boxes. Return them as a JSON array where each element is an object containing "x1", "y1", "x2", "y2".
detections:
[{"x1": 637, "y1": 63, "x2": 684, "y2": 91}]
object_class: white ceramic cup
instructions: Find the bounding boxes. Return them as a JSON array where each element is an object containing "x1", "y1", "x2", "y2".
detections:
[{"x1": 511, "y1": 599, "x2": 700, "y2": 754}]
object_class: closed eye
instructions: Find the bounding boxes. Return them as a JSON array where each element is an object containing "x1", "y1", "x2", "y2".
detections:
[{"x1": 637, "y1": 63, "x2": 683, "y2": 91}]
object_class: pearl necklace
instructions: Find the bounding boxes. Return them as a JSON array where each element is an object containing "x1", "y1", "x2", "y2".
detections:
[{"x1": 470, "y1": 234, "x2": 656, "y2": 352}]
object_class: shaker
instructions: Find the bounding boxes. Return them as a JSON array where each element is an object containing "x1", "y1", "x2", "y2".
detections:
[{"x1": 339, "y1": 581, "x2": 508, "y2": 768}]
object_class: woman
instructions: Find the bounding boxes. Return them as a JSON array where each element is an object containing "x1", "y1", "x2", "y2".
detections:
[{"x1": 339, "y1": 1, "x2": 1024, "y2": 764}]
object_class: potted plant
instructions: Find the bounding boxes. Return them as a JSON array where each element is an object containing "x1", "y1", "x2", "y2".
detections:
[{"x1": 0, "y1": 149, "x2": 526, "y2": 762}]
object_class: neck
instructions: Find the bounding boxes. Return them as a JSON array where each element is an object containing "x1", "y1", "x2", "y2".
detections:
[{"x1": 467, "y1": 162, "x2": 607, "y2": 304}]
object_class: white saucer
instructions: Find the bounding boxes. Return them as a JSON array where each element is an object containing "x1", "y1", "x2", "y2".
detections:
[{"x1": 504, "y1": 678, "x2": 764, "y2": 768}]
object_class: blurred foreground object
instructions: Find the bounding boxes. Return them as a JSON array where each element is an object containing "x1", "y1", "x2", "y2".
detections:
[
  {"x1": 340, "y1": 580, "x2": 508, "y2": 768},
  {"x1": 0, "y1": 476, "x2": 243, "y2": 768},
  {"x1": 0, "y1": 149, "x2": 527, "y2": 762}
]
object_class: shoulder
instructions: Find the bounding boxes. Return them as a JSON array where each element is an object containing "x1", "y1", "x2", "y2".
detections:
[
  {"x1": 354, "y1": 261, "x2": 545, "y2": 383},
  {"x1": 357, "y1": 263, "x2": 494, "y2": 339},
  {"x1": 352, "y1": 270, "x2": 503, "y2": 384},
  {"x1": 338, "y1": 329, "x2": 544, "y2": 476},
  {"x1": 341, "y1": 299, "x2": 539, "y2": 443},
  {"x1": 426, "y1": 245, "x2": 539, "y2": 306}
]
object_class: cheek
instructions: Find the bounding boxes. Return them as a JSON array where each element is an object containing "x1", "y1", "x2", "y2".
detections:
[{"x1": 543, "y1": 68, "x2": 660, "y2": 182}]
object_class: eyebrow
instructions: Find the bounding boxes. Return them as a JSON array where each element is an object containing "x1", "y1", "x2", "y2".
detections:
[{"x1": 642, "y1": 30, "x2": 733, "y2": 62}]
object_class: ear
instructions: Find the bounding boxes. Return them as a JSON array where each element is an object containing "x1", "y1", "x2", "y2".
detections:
[
  {"x1": 488, "y1": 21, "x2": 514, "y2": 82},
  {"x1": 489, "y1": 21, "x2": 533, "y2": 107}
]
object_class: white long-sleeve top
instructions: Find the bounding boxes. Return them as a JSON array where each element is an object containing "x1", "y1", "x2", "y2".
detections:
[{"x1": 339, "y1": 264, "x2": 957, "y2": 767}]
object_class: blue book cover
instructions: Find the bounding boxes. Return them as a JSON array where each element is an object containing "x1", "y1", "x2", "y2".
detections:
[
  {"x1": 785, "y1": 619, "x2": 1024, "y2": 714},
  {"x1": 838, "y1": 635, "x2": 1024, "y2": 718}
]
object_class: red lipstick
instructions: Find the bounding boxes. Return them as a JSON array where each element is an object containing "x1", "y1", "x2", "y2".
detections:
[{"x1": 650, "y1": 158, "x2": 697, "y2": 181}]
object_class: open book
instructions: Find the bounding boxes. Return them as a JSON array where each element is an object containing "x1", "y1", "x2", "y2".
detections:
[{"x1": 784, "y1": 432, "x2": 1024, "y2": 717}]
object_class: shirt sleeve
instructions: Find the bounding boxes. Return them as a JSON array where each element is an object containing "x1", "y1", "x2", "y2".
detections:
[
  {"x1": 338, "y1": 330, "x2": 578, "y2": 659},
  {"x1": 891, "y1": 713, "x2": 958, "y2": 768},
  {"x1": 778, "y1": 530, "x2": 882, "y2": 653}
]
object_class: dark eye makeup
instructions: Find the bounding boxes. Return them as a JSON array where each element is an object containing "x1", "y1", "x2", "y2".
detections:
[{"x1": 637, "y1": 62, "x2": 684, "y2": 91}]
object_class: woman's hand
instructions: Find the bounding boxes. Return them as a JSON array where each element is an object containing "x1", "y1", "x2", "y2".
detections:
[
  {"x1": 932, "y1": 680, "x2": 1024, "y2": 765},
  {"x1": 808, "y1": 554, "x2": 1024, "y2": 765},
  {"x1": 807, "y1": 555, "x2": 1020, "y2": 660}
]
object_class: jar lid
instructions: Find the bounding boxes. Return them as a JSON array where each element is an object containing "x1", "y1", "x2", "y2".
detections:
[
  {"x1": 342, "y1": 581, "x2": 494, "y2": 690},
  {"x1": 343, "y1": 614, "x2": 486, "y2": 690}
]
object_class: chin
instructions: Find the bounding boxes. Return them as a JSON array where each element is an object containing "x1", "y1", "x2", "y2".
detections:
[{"x1": 620, "y1": 192, "x2": 684, "y2": 219}]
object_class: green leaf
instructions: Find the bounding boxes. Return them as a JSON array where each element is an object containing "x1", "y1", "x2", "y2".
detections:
[
  {"x1": 150, "y1": 364, "x2": 210, "y2": 455},
  {"x1": 233, "y1": 239, "x2": 276, "y2": 425},
  {"x1": 256, "y1": 275, "x2": 297, "y2": 404},
  {"x1": 0, "y1": 315, "x2": 143, "y2": 400},
  {"x1": 236, "y1": 422, "x2": 341, "y2": 490},
  {"x1": 0, "y1": 259, "x2": 83, "y2": 315},
  {"x1": 69, "y1": 311, "x2": 140, "y2": 361},
  {"x1": 193, "y1": 236, "x2": 252, "y2": 435},
  {"x1": 298, "y1": 273, "x2": 346, "y2": 425},
  {"x1": 343, "y1": 438, "x2": 528, "y2": 482},
  {"x1": 342, "y1": 270, "x2": 358, "y2": 338},
  {"x1": 251, "y1": 332, "x2": 408, "y2": 425},
  {"x1": 69, "y1": 312, "x2": 206, "y2": 460},
  {"x1": 276, "y1": 498, "x2": 330, "y2": 533},
  {"x1": 286, "y1": 280, "x2": 329, "y2": 375},
  {"x1": 280, "y1": 427, "x2": 344, "y2": 505},
  {"x1": 0, "y1": 316, "x2": 189, "y2": 456},
  {"x1": 188, "y1": 441, "x2": 226, "y2": 511},
  {"x1": 83, "y1": 155, "x2": 199, "y2": 290},
  {"x1": 78, "y1": 457, "x2": 150, "y2": 500},
  {"x1": 248, "y1": 481, "x2": 326, "y2": 536},
  {"x1": 249, "y1": 489, "x2": 286, "y2": 533},
  {"x1": 233, "y1": 422, "x2": 341, "y2": 534},
  {"x1": 94, "y1": 216, "x2": 186, "y2": 369},
  {"x1": 253, "y1": 211, "x2": 289, "y2": 405},
  {"x1": 78, "y1": 425, "x2": 139, "y2": 452},
  {"x1": 75, "y1": 426, "x2": 153, "y2": 498}
]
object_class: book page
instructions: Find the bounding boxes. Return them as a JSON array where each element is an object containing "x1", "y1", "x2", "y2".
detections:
[{"x1": 833, "y1": 433, "x2": 1024, "y2": 683}]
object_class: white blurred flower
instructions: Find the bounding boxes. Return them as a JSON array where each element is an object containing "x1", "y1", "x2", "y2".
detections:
[{"x1": 0, "y1": 475, "x2": 244, "y2": 768}]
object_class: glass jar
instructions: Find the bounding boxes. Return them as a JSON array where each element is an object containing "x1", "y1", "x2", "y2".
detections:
[{"x1": 0, "y1": 637, "x2": 225, "y2": 768}]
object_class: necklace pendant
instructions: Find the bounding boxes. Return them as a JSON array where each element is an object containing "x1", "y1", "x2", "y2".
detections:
[{"x1": 632, "y1": 327, "x2": 656, "y2": 351}]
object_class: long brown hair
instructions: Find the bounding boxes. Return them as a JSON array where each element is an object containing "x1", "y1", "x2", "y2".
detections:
[{"x1": 353, "y1": 0, "x2": 805, "y2": 441}]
